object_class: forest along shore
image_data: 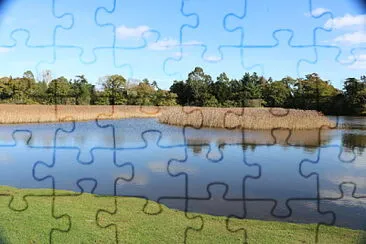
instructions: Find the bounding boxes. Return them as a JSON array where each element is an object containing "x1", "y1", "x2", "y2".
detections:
[{"x1": 0, "y1": 105, "x2": 335, "y2": 130}]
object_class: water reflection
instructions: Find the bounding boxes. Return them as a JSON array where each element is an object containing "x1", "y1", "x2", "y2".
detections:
[{"x1": 0, "y1": 116, "x2": 364, "y2": 230}]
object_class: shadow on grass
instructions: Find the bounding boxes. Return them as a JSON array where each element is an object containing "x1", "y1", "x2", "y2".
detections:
[
  {"x1": 0, "y1": 227, "x2": 10, "y2": 244},
  {"x1": 358, "y1": 222, "x2": 366, "y2": 244}
]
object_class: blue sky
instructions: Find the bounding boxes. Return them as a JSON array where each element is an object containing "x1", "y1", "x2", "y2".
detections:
[{"x1": 0, "y1": 0, "x2": 365, "y2": 90}]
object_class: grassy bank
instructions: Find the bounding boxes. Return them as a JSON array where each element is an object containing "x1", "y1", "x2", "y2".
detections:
[
  {"x1": 0, "y1": 186, "x2": 363, "y2": 243},
  {"x1": 0, "y1": 105, "x2": 335, "y2": 130}
]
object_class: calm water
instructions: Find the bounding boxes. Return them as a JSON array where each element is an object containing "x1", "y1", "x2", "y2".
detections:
[{"x1": 0, "y1": 116, "x2": 365, "y2": 230}]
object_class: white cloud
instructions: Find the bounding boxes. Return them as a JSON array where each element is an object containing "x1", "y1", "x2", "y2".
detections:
[
  {"x1": 204, "y1": 55, "x2": 222, "y2": 62},
  {"x1": 348, "y1": 53, "x2": 366, "y2": 70},
  {"x1": 148, "y1": 38, "x2": 179, "y2": 50},
  {"x1": 148, "y1": 38, "x2": 202, "y2": 51},
  {"x1": 324, "y1": 14, "x2": 366, "y2": 29},
  {"x1": 116, "y1": 25, "x2": 151, "y2": 39},
  {"x1": 332, "y1": 31, "x2": 366, "y2": 45},
  {"x1": 305, "y1": 8, "x2": 329, "y2": 17}
]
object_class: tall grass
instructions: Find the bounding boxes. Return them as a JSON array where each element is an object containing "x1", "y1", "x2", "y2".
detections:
[
  {"x1": 0, "y1": 104, "x2": 163, "y2": 124},
  {"x1": 0, "y1": 105, "x2": 336, "y2": 130},
  {"x1": 158, "y1": 107, "x2": 336, "y2": 130}
]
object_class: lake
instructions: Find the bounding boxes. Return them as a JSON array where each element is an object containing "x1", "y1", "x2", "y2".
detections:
[{"x1": 0, "y1": 116, "x2": 365, "y2": 230}]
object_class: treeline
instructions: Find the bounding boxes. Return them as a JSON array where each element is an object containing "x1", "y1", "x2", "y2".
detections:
[
  {"x1": 0, "y1": 67, "x2": 365, "y2": 115},
  {"x1": 0, "y1": 71, "x2": 178, "y2": 106},
  {"x1": 170, "y1": 67, "x2": 366, "y2": 115}
]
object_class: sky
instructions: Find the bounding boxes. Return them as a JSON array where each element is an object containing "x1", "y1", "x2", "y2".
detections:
[{"x1": 0, "y1": 0, "x2": 365, "y2": 90}]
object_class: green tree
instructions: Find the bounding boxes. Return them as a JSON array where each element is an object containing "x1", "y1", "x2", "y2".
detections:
[
  {"x1": 293, "y1": 73, "x2": 339, "y2": 112},
  {"x1": 211, "y1": 72, "x2": 231, "y2": 106},
  {"x1": 263, "y1": 79, "x2": 292, "y2": 107},
  {"x1": 127, "y1": 80, "x2": 155, "y2": 105},
  {"x1": 100, "y1": 75, "x2": 127, "y2": 105},
  {"x1": 185, "y1": 67, "x2": 215, "y2": 106},
  {"x1": 169, "y1": 80, "x2": 189, "y2": 105},
  {"x1": 72, "y1": 75, "x2": 92, "y2": 105},
  {"x1": 343, "y1": 77, "x2": 366, "y2": 115},
  {"x1": 47, "y1": 76, "x2": 72, "y2": 104}
]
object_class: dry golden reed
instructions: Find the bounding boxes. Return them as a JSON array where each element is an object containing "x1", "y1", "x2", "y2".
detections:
[
  {"x1": 0, "y1": 104, "x2": 163, "y2": 124},
  {"x1": 158, "y1": 106, "x2": 336, "y2": 130},
  {"x1": 0, "y1": 105, "x2": 335, "y2": 130}
]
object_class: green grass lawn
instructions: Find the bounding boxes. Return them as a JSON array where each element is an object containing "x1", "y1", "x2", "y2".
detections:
[{"x1": 0, "y1": 185, "x2": 364, "y2": 243}]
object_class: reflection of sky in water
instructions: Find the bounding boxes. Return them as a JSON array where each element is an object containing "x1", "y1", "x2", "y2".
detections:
[{"x1": 0, "y1": 116, "x2": 365, "y2": 229}]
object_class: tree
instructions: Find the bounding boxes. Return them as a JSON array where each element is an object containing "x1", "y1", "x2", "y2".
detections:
[
  {"x1": 344, "y1": 77, "x2": 366, "y2": 115},
  {"x1": 263, "y1": 79, "x2": 292, "y2": 107},
  {"x1": 100, "y1": 75, "x2": 127, "y2": 105},
  {"x1": 211, "y1": 72, "x2": 231, "y2": 106},
  {"x1": 293, "y1": 73, "x2": 339, "y2": 112},
  {"x1": 47, "y1": 76, "x2": 72, "y2": 104},
  {"x1": 72, "y1": 75, "x2": 92, "y2": 105},
  {"x1": 127, "y1": 81, "x2": 155, "y2": 105},
  {"x1": 169, "y1": 80, "x2": 188, "y2": 105},
  {"x1": 185, "y1": 67, "x2": 215, "y2": 106}
]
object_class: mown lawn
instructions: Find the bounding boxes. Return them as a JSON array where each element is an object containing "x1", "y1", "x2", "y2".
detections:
[{"x1": 0, "y1": 185, "x2": 364, "y2": 243}]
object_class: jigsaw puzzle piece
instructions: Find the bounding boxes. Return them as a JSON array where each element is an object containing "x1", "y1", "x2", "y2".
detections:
[
  {"x1": 54, "y1": 117, "x2": 115, "y2": 163},
  {"x1": 0, "y1": 190, "x2": 70, "y2": 243},
  {"x1": 114, "y1": 130, "x2": 186, "y2": 203},
  {"x1": 244, "y1": 145, "x2": 318, "y2": 216},
  {"x1": 98, "y1": 106, "x2": 204, "y2": 149},
  {"x1": 318, "y1": 183, "x2": 366, "y2": 232},
  {"x1": 0, "y1": 31, "x2": 54, "y2": 77},
  {"x1": 164, "y1": 45, "x2": 261, "y2": 81},
  {"x1": 0, "y1": 119, "x2": 72, "y2": 148},
  {"x1": 232, "y1": 198, "x2": 334, "y2": 243},
  {"x1": 183, "y1": 126, "x2": 243, "y2": 162},
  {"x1": 225, "y1": 0, "x2": 333, "y2": 46},
  {"x1": 53, "y1": 0, "x2": 115, "y2": 63},
  {"x1": 97, "y1": 196, "x2": 202, "y2": 243},
  {"x1": 51, "y1": 179, "x2": 115, "y2": 242},
  {"x1": 311, "y1": 0, "x2": 366, "y2": 60},
  {"x1": 183, "y1": 183, "x2": 246, "y2": 243},
  {"x1": 179, "y1": 0, "x2": 244, "y2": 60},
  {"x1": 300, "y1": 145, "x2": 365, "y2": 198},
  {"x1": 36, "y1": 47, "x2": 131, "y2": 83},
  {"x1": 112, "y1": 33, "x2": 181, "y2": 81},
  {"x1": 169, "y1": 139, "x2": 260, "y2": 199},
  {"x1": 0, "y1": 130, "x2": 54, "y2": 210},
  {"x1": 298, "y1": 46, "x2": 366, "y2": 88},
  {"x1": 33, "y1": 148, "x2": 133, "y2": 195},
  {"x1": 0, "y1": 0, "x2": 72, "y2": 46},
  {"x1": 240, "y1": 30, "x2": 317, "y2": 78},
  {"x1": 96, "y1": 0, "x2": 195, "y2": 49}
]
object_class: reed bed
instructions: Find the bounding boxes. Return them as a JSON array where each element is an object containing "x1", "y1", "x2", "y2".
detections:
[
  {"x1": 158, "y1": 107, "x2": 336, "y2": 130},
  {"x1": 0, "y1": 104, "x2": 164, "y2": 124},
  {"x1": 0, "y1": 105, "x2": 336, "y2": 130}
]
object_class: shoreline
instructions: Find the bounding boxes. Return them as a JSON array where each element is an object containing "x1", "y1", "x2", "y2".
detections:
[{"x1": 0, "y1": 185, "x2": 363, "y2": 243}]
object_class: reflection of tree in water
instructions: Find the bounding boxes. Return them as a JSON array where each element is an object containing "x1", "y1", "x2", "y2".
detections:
[
  {"x1": 241, "y1": 143, "x2": 257, "y2": 152},
  {"x1": 342, "y1": 133, "x2": 366, "y2": 156},
  {"x1": 186, "y1": 139, "x2": 209, "y2": 155}
]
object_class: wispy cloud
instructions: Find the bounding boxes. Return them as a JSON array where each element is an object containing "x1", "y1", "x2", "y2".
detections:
[
  {"x1": 348, "y1": 53, "x2": 366, "y2": 70},
  {"x1": 148, "y1": 38, "x2": 202, "y2": 51},
  {"x1": 148, "y1": 38, "x2": 179, "y2": 50},
  {"x1": 324, "y1": 14, "x2": 366, "y2": 29},
  {"x1": 332, "y1": 31, "x2": 366, "y2": 45},
  {"x1": 305, "y1": 8, "x2": 330, "y2": 17},
  {"x1": 204, "y1": 55, "x2": 222, "y2": 62},
  {"x1": 116, "y1": 25, "x2": 151, "y2": 39}
]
